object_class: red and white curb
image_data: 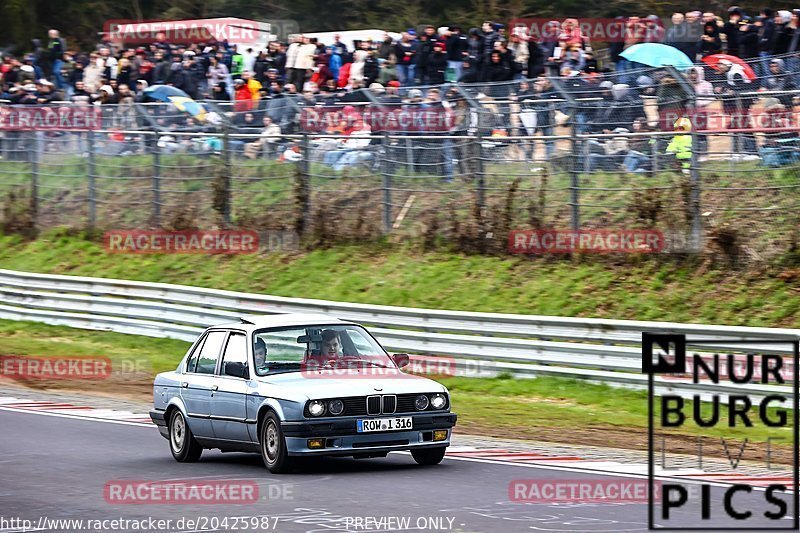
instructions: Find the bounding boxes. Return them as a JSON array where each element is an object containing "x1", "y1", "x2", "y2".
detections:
[{"x1": 0, "y1": 397, "x2": 153, "y2": 425}]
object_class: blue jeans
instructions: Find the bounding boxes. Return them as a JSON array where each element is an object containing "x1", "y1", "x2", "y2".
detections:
[
  {"x1": 397, "y1": 64, "x2": 416, "y2": 86},
  {"x1": 53, "y1": 59, "x2": 65, "y2": 89},
  {"x1": 446, "y1": 60, "x2": 463, "y2": 83},
  {"x1": 624, "y1": 150, "x2": 649, "y2": 172}
]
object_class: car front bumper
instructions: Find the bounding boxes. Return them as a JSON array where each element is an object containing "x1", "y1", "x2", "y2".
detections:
[{"x1": 281, "y1": 412, "x2": 457, "y2": 456}]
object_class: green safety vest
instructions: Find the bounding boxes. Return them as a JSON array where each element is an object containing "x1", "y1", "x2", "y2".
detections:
[{"x1": 231, "y1": 54, "x2": 244, "y2": 76}]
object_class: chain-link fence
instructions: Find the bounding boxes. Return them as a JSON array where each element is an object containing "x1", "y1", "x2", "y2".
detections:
[{"x1": 2, "y1": 57, "x2": 800, "y2": 261}]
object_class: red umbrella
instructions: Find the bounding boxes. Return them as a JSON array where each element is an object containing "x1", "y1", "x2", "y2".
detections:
[{"x1": 701, "y1": 54, "x2": 757, "y2": 81}]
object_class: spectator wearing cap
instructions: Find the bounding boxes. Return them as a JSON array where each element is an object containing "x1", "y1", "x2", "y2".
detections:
[
  {"x1": 233, "y1": 78, "x2": 253, "y2": 112},
  {"x1": 699, "y1": 19, "x2": 722, "y2": 57},
  {"x1": 424, "y1": 41, "x2": 448, "y2": 85},
  {"x1": 722, "y1": 7, "x2": 743, "y2": 56},
  {"x1": 738, "y1": 17, "x2": 759, "y2": 59},
  {"x1": 772, "y1": 10, "x2": 793, "y2": 54},
  {"x1": 763, "y1": 58, "x2": 796, "y2": 109},
  {"x1": 394, "y1": 32, "x2": 418, "y2": 85},
  {"x1": 35, "y1": 79, "x2": 58, "y2": 103}
]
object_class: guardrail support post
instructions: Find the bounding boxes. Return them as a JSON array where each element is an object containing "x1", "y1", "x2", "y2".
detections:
[{"x1": 87, "y1": 131, "x2": 96, "y2": 230}]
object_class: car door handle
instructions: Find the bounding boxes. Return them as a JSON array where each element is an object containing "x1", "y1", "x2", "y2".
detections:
[
  {"x1": 181, "y1": 382, "x2": 189, "y2": 388},
  {"x1": 211, "y1": 385, "x2": 219, "y2": 391}
]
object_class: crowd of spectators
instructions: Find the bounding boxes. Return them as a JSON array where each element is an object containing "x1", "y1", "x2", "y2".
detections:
[{"x1": 2, "y1": 10, "x2": 800, "y2": 171}]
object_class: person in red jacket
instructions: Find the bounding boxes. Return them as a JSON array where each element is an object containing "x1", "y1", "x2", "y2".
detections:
[{"x1": 233, "y1": 78, "x2": 253, "y2": 112}]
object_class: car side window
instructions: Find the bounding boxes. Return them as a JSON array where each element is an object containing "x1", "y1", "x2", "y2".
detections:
[
  {"x1": 195, "y1": 331, "x2": 227, "y2": 375},
  {"x1": 220, "y1": 332, "x2": 248, "y2": 368},
  {"x1": 185, "y1": 333, "x2": 208, "y2": 373}
]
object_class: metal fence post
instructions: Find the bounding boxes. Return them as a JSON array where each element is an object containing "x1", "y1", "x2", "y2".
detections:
[
  {"x1": 475, "y1": 131, "x2": 485, "y2": 210},
  {"x1": 690, "y1": 121, "x2": 702, "y2": 252},
  {"x1": 381, "y1": 133, "x2": 392, "y2": 233},
  {"x1": 569, "y1": 107, "x2": 580, "y2": 231},
  {"x1": 222, "y1": 126, "x2": 232, "y2": 225},
  {"x1": 87, "y1": 131, "x2": 96, "y2": 229},
  {"x1": 29, "y1": 133, "x2": 38, "y2": 224},
  {"x1": 300, "y1": 134, "x2": 311, "y2": 234},
  {"x1": 688, "y1": 86, "x2": 702, "y2": 252},
  {"x1": 152, "y1": 132, "x2": 161, "y2": 226}
]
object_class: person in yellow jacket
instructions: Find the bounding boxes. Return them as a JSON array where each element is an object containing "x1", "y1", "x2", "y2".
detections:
[
  {"x1": 666, "y1": 117, "x2": 692, "y2": 174},
  {"x1": 241, "y1": 70, "x2": 262, "y2": 101}
]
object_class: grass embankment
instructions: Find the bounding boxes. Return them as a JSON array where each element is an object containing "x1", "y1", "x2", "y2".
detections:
[
  {"x1": 2, "y1": 231, "x2": 800, "y2": 326},
  {"x1": 0, "y1": 233, "x2": 797, "y2": 458}
]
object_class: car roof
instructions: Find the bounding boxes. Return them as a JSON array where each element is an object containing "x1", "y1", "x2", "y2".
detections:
[{"x1": 209, "y1": 313, "x2": 358, "y2": 332}]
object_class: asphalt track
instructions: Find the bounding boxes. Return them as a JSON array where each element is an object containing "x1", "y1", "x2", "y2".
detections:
[{"x1": 0, "y1": 409, "x2": 795, "y2": 532}]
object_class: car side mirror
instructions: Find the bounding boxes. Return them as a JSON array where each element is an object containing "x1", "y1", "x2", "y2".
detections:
[
  {"x1": 225, "y1": 361, "x2": 249, "y2": 379},
  {"x1": 391, "y1": 353, "x2": 410, "y2": 368}
]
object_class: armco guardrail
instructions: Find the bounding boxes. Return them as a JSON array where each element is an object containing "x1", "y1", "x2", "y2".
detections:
[{"x1": 0, "y1": 268, "x2": 796, "y2": 401}]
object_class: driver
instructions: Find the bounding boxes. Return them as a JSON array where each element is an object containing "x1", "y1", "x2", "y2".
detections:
[
  {"x1": 320, "y1": 329, "x2": 342, "y2": 359},
  {"x1": 254, "y1": 337, "x2": 269, "y2": 372}
]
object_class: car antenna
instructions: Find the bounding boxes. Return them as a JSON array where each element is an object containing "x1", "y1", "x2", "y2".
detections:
[{"x1": 240, "y1": 317, "x2": 255, "y2": 325}]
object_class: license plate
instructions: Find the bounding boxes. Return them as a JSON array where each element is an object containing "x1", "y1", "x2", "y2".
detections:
[{"x1": 356, "y1": 417, "x2": 412, "y2": 433}]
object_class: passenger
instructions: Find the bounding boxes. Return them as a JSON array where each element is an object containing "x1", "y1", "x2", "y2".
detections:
[{"x1": 254, "y1": 338, "x2": 269, "y2": 372}]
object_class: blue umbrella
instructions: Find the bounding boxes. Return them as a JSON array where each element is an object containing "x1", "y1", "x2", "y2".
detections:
[
  {"x1": 620, "y1": 43, "x2": 694, "y2": 70},
  {"x1": 143, "y1": 84, "x2": 210, "y2": 122}
]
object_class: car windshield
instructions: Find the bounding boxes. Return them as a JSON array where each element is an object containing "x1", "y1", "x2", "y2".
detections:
[{"x1": 252, "y1": 324, "x2": 395, "y2": 376}]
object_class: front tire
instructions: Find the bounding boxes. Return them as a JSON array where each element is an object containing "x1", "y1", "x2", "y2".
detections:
[
  {"x1": 169, "y1": 410, "x2": 202, "y2": 462},
  {"x1": 260, "y1": 412, "x2": 293, "y2": 473},
  {"x1": 411, "y1": 446, "x2": 447, "y2": 466}
]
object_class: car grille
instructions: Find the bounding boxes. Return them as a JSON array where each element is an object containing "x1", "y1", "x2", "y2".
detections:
[
  {"x1": 367, "y1": 395, "x2": 381, "y2": 415},
  {"x1": 306, "y1": 393, "x2": 448, "y2": 417},
  {"x1": 342, "y1": 397, "x2": 367, "y2": 416},
  {"x1": 382, "y1": 395, "x2": 396, "y2": 414}
]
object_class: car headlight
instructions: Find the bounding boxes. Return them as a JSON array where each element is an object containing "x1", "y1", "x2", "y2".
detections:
[
  {"x1": 308, "y1": 400, "x2": 326, "y2": 417},
  {"x1": 430, "y1": 393, "x2": 447, "y2": 410},
  {"x1": 328, "y1": 399, "x2": 344, "y2": 416},
  {"x1": 414, "y1": 394, "x2": 429, "y2": 411}
]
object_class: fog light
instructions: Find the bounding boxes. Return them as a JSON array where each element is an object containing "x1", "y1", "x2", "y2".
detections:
[
  {"x1": 433, "y1": 430, "x2": 448, "y2": 441},
  {"x1": 307, "y1": 438, "x2": 325, "y2": 449}
]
